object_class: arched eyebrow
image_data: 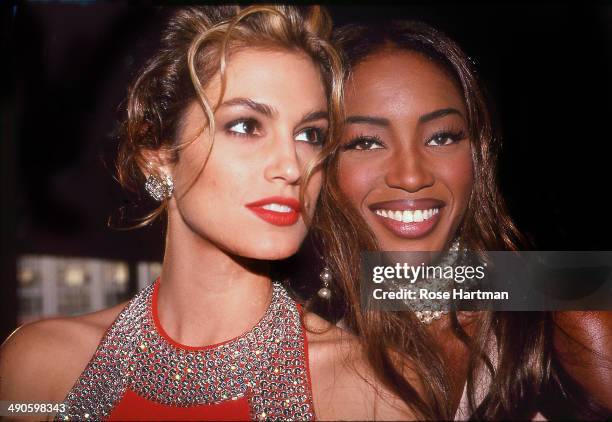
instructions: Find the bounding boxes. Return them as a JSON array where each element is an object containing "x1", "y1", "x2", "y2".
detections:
[
  {"x1": 418, "y1": 108, "x2": 464, "y2": 123},
  {"x1": 345, "y1": 115, "x2": 390, "y2": 126},
  {"x1": 299, "y1": 110, "x2": 329, "y2": 125},
  {"x1": 219, "y1": 97, "x2": 278, "y2": 118},
  {"x1": 219, "y1": 98, "x2": 327, "y2": 125}
]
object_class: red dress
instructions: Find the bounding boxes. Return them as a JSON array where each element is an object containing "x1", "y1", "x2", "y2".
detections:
[{"x1": 56, "y1": 280, "x2": 316, "y2": 421}]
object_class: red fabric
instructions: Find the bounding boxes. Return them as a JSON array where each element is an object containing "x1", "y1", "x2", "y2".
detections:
[
  {"x1": 297, "y1": 303, "x2": 316, "y2": 419},
  {"x1": 108, "y1": 389, "x2": 251, "y2": 421},
  {"x1": 105, "y1": 281, "x2": 315, "y2": 421}
]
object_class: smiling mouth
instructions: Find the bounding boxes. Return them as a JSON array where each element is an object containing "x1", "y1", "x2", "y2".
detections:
[
  {"x1": 373, "y1": 207, "x2": 440, "y2": 223},
  {"x1": 245, "y1": 197, "x2": 301, "y2": 227},
  {"x1": 369, "y1": 199, "x2": 445, "y2": 239},
  {"x1": 260, "y1": 203, "x2": 295, "y2": 213}
]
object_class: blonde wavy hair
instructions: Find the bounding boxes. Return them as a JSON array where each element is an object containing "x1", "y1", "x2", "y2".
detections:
[{"x1": 116, "y1": 5, "x2": 343, "y2": 226}]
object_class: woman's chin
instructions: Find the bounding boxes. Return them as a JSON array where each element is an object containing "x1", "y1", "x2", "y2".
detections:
[
  {"x1": 377, "y1": 234, "x2": 451, "y2": 252},
  {"x1": 243, "y1": 242, "x2": 301, "y2": 261}
]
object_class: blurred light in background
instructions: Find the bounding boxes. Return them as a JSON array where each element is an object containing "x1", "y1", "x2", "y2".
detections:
[{"x1": 17, "y1": 255, "x2": 161, "y2": 323}]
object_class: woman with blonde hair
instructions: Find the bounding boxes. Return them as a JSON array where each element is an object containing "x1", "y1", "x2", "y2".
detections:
[{"x1": 0, "y1": 6, "x2": 415, "y2": 421}]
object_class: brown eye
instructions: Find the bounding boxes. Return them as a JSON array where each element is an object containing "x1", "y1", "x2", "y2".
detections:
[
  {"x1": 343, "y1": 135, "x2": 384, "y2": 151},
  {"x1": 426, "y1": 130, "x2": 465, "y2": 146},
  {"x1": 226, "y1": 118, "x2": 260, "y2": 136},
  {"x1": 295, "y1": 127, "x2": 325, "y2": 145}
]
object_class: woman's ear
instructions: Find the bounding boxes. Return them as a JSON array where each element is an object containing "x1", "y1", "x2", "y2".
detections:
[
  {"x1": 137, "y1": 148, "x2": 175, "y2": 180},
  {"x1": 138, "y1": 148, "x2": 176, "y2": 202}
]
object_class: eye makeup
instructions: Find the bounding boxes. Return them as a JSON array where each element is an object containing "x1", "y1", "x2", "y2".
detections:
[
  {"x1": 342, "y1": 134, "x2": 385, "y2": 151},
  {"x1": 295, "y1": 127, "x2": 327, "y2": 146},
  {"x1": 224, "y1": 117, "x2": 262, "y2": 137},
  {"x1": 425, "y1": 128, "x2": 466, "y2": 146}
]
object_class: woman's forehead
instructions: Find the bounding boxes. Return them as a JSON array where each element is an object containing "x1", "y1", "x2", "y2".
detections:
[
  {"x1": 345, "y1": 51, "x2": 466, "y2": 121},
  {"x1": 207, "y1": 49, "x2": 327, "y2": 113}
]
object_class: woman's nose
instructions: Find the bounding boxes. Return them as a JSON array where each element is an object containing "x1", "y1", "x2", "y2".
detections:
[
  {"x1": 384, "y1": 147, "x2": 434, "y2": 192},
  {"x1": 263, "y1": 134, "x2": 301, "y2": 185}
]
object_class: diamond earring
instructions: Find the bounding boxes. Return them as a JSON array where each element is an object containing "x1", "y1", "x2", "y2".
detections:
[
  {"x1": 144, "y1": 173, "x2": 174, "y2": 201},
  {"x1": 317, "y1": 267, "x2": 332, "y2": 299}
]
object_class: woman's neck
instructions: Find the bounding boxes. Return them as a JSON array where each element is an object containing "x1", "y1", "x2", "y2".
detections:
[{"x1": 156, "y1": 210, "x2": 273, "y2": 348}]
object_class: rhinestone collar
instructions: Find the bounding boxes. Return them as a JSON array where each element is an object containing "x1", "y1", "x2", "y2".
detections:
[{"x1": 56, "y1": 280, "x2": 315, "y2": 421}]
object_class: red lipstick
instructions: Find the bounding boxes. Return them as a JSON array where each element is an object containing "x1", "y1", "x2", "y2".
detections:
[{"x1": 245, "y1": 196, "x2": 301, "y2": 226}]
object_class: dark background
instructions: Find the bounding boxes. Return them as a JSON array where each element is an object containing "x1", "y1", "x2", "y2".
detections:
[{"x1": 2, "y1": 2, "x2": 611, "y2": 341}]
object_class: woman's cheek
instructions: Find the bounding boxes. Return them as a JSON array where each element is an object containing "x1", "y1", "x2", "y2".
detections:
[
  {"x1": 438, "y1": 151, "x2": 474, "y2": 219},
  {"x1": 337, "y1": 159, "x2": 369, "y2": 207},
  {"x1": 456, "y1": 153, "x2": 474, "y2": 210},
  {"x1": 305, "y1": 170, "x2": 323, "y2": 216}
]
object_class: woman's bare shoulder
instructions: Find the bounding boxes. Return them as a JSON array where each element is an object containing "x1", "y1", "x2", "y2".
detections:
[
  {"x1": 0, "y1": 301, "x2": 128, "y2": 404},
  {"x1": 304, "y1": 312, "x2": 418, "y2": 420},
  {"x1": 553, "y1": 311, "x2": 612, "y2": 408}
]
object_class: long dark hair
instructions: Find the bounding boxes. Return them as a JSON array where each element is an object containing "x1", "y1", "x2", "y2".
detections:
[{"x1": 310, "y1": 19, "x2": 550, "y2": 420}]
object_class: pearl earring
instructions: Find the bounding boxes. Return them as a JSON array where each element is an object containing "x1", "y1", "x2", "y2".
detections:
[{"x1": 317, "y1": 267, "x2": 332, "y2": 299}]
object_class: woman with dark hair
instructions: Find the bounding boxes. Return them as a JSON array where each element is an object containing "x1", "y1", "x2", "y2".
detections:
[
  {"x1": 0, "y1": 6, "x2": 414, "y2": 421},
  {"x1": 305, "y1": 20, "x2": 612, "y2": 419}
]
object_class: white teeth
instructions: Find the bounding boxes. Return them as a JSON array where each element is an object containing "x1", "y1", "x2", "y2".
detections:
[
  {"x1": 375, "y1": 207, "x2": 440, "y2": 223},
  {"x1": 414, "y1": 210, "x2": 423, "y2": 222},
  {"x1": 402, "y1": 210, "x2": 414, "y2": 223},
  {"x1": 262, "y1": 203, "x2": 292, "y2": 213}
]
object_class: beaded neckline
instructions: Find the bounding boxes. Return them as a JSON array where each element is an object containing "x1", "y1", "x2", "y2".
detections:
[{"x1": 57, "y1": 280, "x2": 315, "y2": 421}]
